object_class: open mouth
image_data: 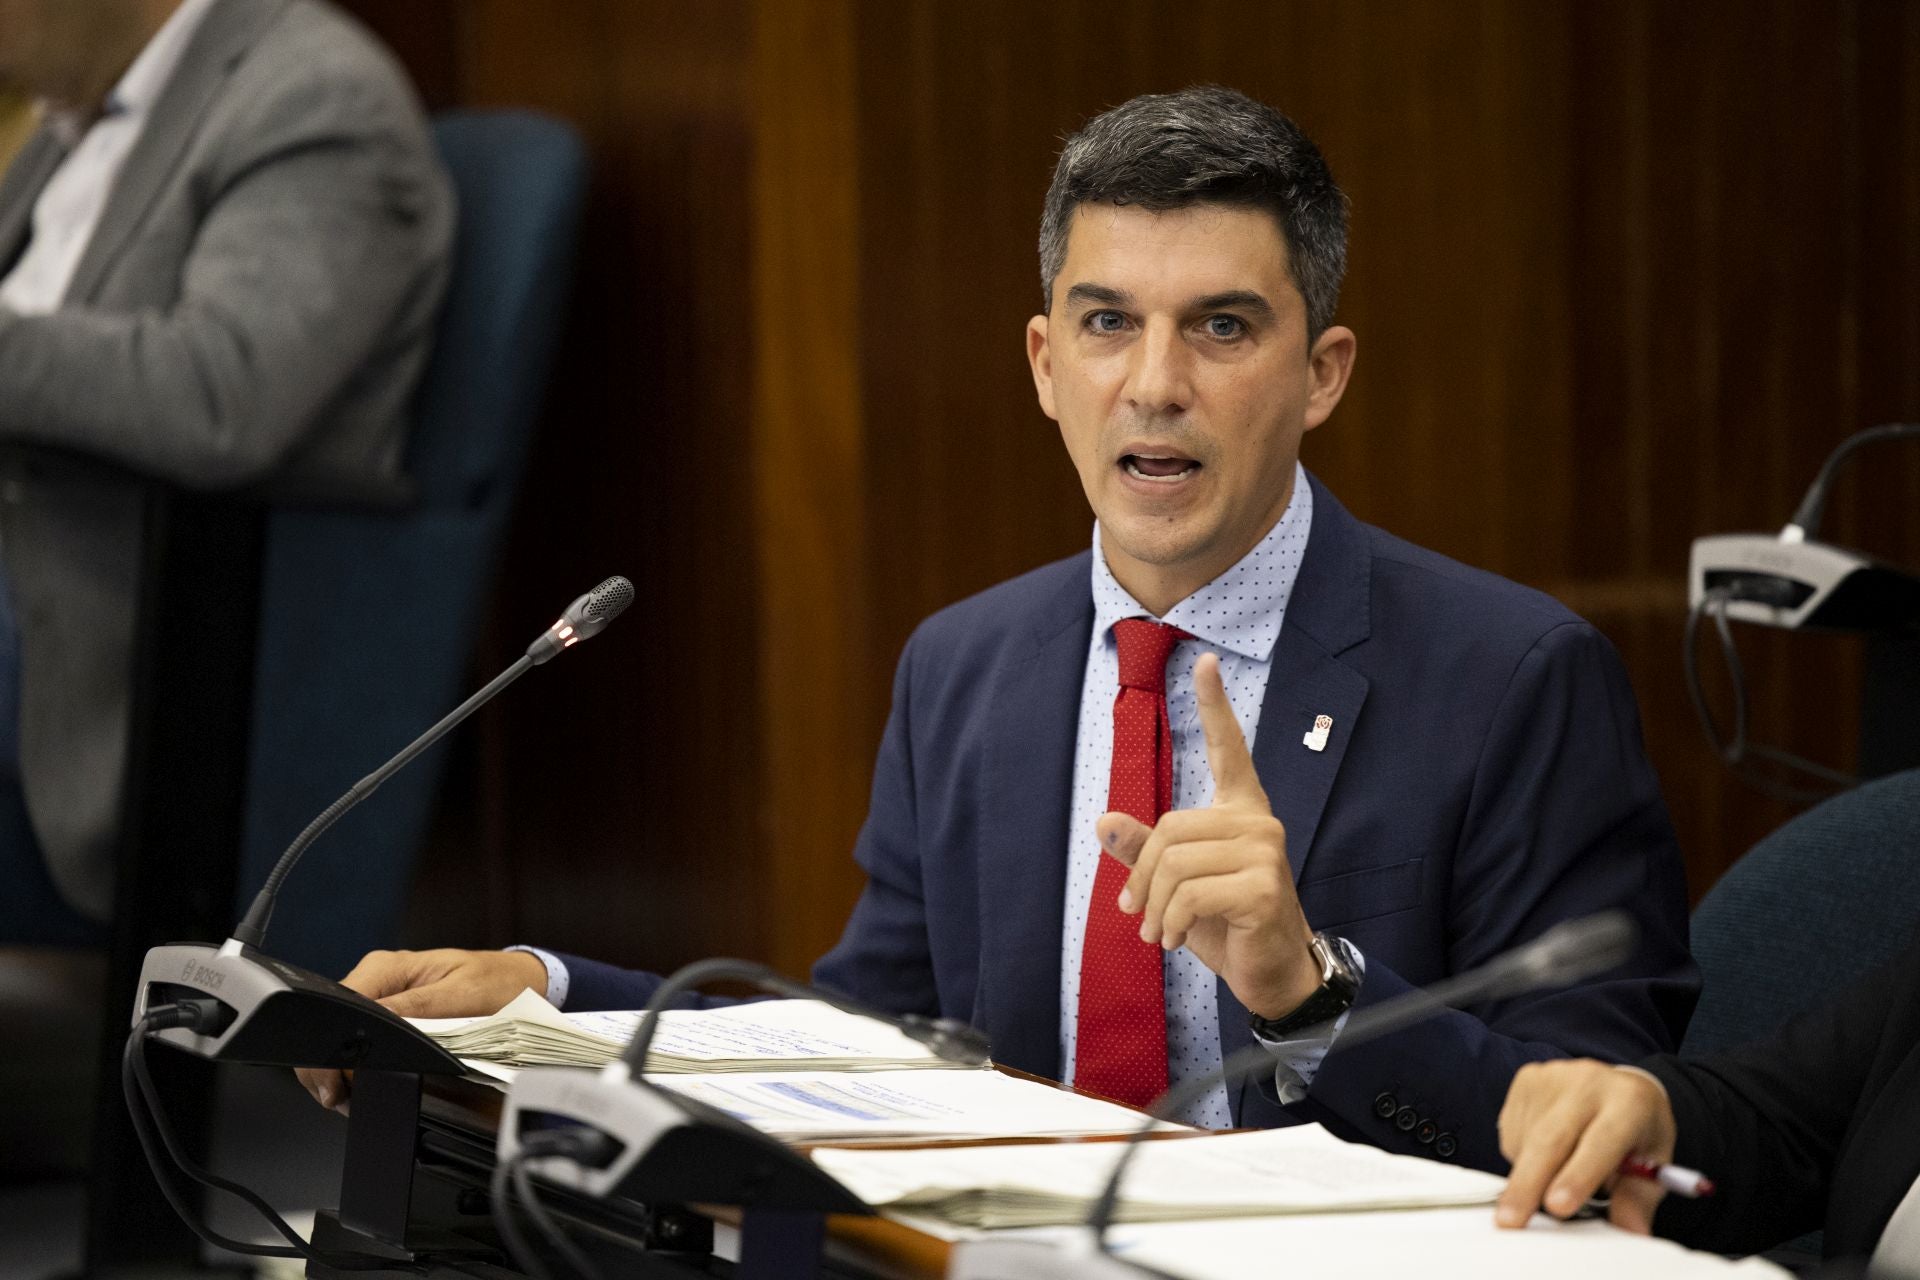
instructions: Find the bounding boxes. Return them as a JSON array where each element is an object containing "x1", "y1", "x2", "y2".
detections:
[{"x1": 1121, "y1": 453, "x2": 1201, "y2": 483}]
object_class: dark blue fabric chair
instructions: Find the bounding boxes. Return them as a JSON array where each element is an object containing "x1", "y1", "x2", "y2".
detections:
[
  {"x1": 1684, "y1": 767, "x2": 1920, "y2": 1059},
  {"x1": 1683, "y1": 767, "x2": 1920, "y2": 1261},
  {"x1": 235, "y1": 111, "x2": 587, "y2": 977}
]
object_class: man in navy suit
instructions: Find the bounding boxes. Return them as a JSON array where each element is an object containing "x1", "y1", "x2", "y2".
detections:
[{"x1": 305, "y1": 86, "x2": 1696, "y2": 1173}]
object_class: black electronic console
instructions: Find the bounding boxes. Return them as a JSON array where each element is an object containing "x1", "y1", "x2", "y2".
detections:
[
  {"x1": 135, "y1": 941, "x2": 464, "y2": 1073},
  {"x1": 500, "y1": 1059, "x2": 870, "y2": 1212},
  {"x1": 1683, "y1": 424, "x2": 1920, "y2": 798},
  {"x1": 1687, "y1": 534, "x2": 1920, "y2": 632}
]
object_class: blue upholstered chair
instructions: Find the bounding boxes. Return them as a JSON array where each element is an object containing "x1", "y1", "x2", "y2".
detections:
[
  {"x1": 235, "y1": 111, "x2": 588, "y2": 977},
  {"x1": 1683, "y1": 767, "x2": 1920, "y2": 1059},
  {"x1": 1681, "y1": 768, "x2": 1920, "y2": 1260}
]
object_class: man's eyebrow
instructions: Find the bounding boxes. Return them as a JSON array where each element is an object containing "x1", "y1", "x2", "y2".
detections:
[
  {"x1": 1064, "y1": 283, "x2": 1132, "y2": 309},
  {"x1": 1193, "y1": 290, "x2": 1276, "y2": 319}
]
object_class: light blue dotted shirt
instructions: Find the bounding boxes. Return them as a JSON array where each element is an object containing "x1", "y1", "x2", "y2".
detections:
[{"x1": 1060, "y1": 463, "x2": 1360, "y2": 1128}]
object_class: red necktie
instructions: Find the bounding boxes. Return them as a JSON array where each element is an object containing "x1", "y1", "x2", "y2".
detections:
[{"x1": 1074, "y1": 617, "x2": 1189, "y2": 1108}]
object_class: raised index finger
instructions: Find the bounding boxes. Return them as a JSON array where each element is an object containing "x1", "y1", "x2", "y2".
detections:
[{"x1": 1194, "y1": 652, "x2": 1263, "y2": 806}]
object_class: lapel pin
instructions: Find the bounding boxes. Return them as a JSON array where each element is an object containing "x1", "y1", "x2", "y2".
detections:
[{"x1": 1302, "y1": 714, "x2": 1333, "y2": 752}]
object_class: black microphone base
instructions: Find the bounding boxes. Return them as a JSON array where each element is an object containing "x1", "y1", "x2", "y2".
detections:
[
  {"x1": 501, "y1": 1066, "x2": 871, "y2": 1213},
  {"x1": 134, "y1": 943, "x2": 464, "y2": 1073}
]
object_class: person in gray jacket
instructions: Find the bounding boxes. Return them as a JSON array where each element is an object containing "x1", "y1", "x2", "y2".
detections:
[{"x1": 0, "y1": 0, "x2": 453, "y2": 939}]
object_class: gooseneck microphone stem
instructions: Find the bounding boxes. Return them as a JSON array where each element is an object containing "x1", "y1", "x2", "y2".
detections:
[
  {"x1": 620, "y1": 957, "x2": 991, "y2": 1075},
  {"x1": 230, "y1": 657, "x2": 535, "y2": 949},
  {"x1": 1084, "y1": 911, "x2": 1639, "y2": 1247},
  {"x1": 1784, "y1": 422, "x2": 1920, "y2": 543},
  {"x1": 229, "y1": 573, "x2": 636, "y2": 952}
]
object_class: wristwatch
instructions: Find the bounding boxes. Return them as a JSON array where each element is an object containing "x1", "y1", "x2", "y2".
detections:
[{"x1": 1247, "y1": 932, "x2": 1360, "y2": 1040}]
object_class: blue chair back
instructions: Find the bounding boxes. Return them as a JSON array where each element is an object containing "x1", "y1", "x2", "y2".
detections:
[
  {"x1": 236, "y1": 111, "x2": 587, "y2": 976},
  {"x1": 1683, "y1": 767, "x2": 1920, "y2": 1059}
]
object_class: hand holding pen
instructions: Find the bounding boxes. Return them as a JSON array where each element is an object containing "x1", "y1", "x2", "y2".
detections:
[{"x1": 1495, "y1": 1059, "x2": 1700, "y2": 1233}]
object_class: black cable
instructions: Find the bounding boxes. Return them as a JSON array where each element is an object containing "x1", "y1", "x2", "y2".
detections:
[
  {"x1": 124, "y1": 1007, "x2": 425, "y2": 1273},
  {"x1": 123, "y1": 1012, "x2": 303, "y2": 1260},
  {"x1": 1683, "y1": 587, "x2": 1857, "y2": 807},
  {"x1": 490, "y1": 1152, "x2": 556, "y2": 1280},
  {"x1": 512, "y1": 1146, "x2": 606, "y2": 1280}
]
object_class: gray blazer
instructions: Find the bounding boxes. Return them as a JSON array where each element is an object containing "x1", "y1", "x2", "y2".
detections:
[{"x1": 0, "y1": 0, "x2": 453, "y2": 921}]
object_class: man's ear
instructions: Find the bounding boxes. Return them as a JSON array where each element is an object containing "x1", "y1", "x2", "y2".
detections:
[
  {"x1": 1302, "y1": 323, "x2": 1356, "y2": 432},
  {"x1": 1027, "y1": 313, "x2": 1058, "y2": 421}
]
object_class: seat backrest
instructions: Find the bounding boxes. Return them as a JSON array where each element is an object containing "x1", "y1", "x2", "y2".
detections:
[
  {"x1": 237, "y1": 111, "x2": 588, "y2": 976},
  {"x1": 1683, "y1": 767, "x2": 1920, "y2": 1058}
]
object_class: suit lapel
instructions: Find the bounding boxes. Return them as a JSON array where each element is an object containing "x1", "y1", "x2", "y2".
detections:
[
  {"x1": 64, "y1": 0, "x2": 287, "y2": 305},
  {"x1": 0, "y1": 130, "x2": 66, "y2": 274},
  {"x1": 976, "y1": 581, "x2": 1093, "y2": 1080},
  {"x1": 1220, "y1": 470, "x2": 1373, "y2": 1122}
]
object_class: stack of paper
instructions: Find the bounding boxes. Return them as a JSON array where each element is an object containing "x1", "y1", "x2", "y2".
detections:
[
  {"x1": 811, "y1": 1125, "x2": 1505, "y2": 1230},
  {"x1": 411, "y1": 989, "x2": 972, "y2": 1073},
  {"x1": 654, "y1": 1068, "x2": 1183, "y2": 1144}
]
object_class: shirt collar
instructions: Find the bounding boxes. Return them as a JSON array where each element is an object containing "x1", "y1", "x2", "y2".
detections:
[
  {"x1": 102, "y1": 0, "x2": 217, "y2": 118},
  {"x1": 1089, "y1": 461, "x2": 1314, "y2": 664}
]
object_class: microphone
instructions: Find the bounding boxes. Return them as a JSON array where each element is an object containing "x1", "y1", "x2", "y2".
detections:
[
  {"x1": 947, "y1": 911, "x2": 1640, "y2": 1280},
  {"x1": 526, "y1": 575, "x2": 637, "y2": 664},
  {"x1": 494, "y1": 958, "x2": 989, "y2": 1227},
  {"x1": 133, "y1": 575, "x2": 633, "y2": 1071}
]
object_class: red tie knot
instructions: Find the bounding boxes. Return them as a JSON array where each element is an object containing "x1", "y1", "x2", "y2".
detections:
[{"x1": 1113, "y1": 618, "x2": 1190, "y2": 693}]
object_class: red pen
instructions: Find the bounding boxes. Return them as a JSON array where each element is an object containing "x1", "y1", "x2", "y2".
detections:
[{"x1": 1619, "y1": 1157, "x2": 1714, "y2": 1198}]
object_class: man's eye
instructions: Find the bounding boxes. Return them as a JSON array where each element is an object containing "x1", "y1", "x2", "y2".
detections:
[
  {"x1": 1085, "y1": 310, "x2": 1126, "y2": 334},
  {"x1": 1204, "y1": 315, "x2": 1245, "y2": 339}
]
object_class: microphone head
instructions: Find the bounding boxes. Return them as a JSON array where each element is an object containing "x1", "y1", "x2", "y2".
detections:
[
  {"x1": 1507, "y1": 911, "x2": 1639, "y2": 992},
  {"x1": 563, "y1": 575, "x2": 636, "y2": 640},
  {"x1": 529, "y1": 576, "x2": 634, "y2": 664}
]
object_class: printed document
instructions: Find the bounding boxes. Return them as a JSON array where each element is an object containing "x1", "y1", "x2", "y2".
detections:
[
  {"x1": 655, "y1": 1068, "x2": 1180, "y2": 1143},
  {"x1": 813, "y1": 1124, "x2": 1504, "y2": 1228},
  {"x1": 410, "y1": 989, "x2": 970, "y2": 1072}
]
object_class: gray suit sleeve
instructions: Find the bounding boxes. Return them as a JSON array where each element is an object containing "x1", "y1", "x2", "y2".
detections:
[{"x1": 0, "y1": 71, "x2": 450, "y2": 488}]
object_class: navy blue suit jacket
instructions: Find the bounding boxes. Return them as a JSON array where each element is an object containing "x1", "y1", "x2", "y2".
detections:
[{"x1": 562, "y1": 474, "x2": 1698, "y2": 1171}]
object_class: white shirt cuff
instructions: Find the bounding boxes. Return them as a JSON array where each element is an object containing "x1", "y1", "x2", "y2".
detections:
[
  {"x1": 505, "y1": 945, "x2": 569, "y2": 1009},
  {"x1": 1250, "y1": 937, "x2": 1366, "y2": 1105},
  {"x1": 1613, "y1": 1063, "x2": 1671, "y2": 1100}
]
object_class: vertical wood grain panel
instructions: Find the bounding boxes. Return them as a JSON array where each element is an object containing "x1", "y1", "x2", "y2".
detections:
[{"x1": 751, "y1": 0, "x2": 870, "y2": 978}]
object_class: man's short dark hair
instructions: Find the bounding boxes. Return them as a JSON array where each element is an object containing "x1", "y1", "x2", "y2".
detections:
[{"x1": 1039, "y1": 85, "x2": 1349, "y2": 343}]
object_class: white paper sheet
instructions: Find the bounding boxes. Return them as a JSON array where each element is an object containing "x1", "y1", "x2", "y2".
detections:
[
  {"x1": 813, "y1": 1124, "x2": 1501, "y2": 1228},
  {"x1": 1093, "y1": 1208, "x2": 1792, "y2": 1279},
  {"x1": 654, "y1": 1068, "x2": 1178, "y2": 1142},
  {"x1": 411, "y1": 989, "x2": 966, "y2": 1071}
]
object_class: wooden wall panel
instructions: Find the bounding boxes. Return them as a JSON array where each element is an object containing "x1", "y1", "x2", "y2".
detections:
[
  {"x1": 360, "y1": 1, "x2": 774, "y2": 972},
  {"x1": 750, "y1": 0, "x2": 870, "y2": 978},
  {"x1": 341, "y1": 1, "x2": 1920, "y2": 981}
]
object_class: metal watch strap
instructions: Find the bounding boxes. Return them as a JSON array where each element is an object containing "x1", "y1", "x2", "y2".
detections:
[{"x1": 1248, "y1": 933, "x2": 1359, "y2": 1040}]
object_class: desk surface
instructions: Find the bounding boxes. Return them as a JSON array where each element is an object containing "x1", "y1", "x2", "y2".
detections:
[
  {"x1": 414, "y1": 1072, "x2": 1787, "y2": 1280},
  {"x1": 419, "y1": 1066, "x2": 1197, "y2": 1279}
]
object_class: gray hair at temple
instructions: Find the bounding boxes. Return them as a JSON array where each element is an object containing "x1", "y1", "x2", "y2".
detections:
[{"x1": 1037, "y1": 85, "x2": 1350, "y2": 343}]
